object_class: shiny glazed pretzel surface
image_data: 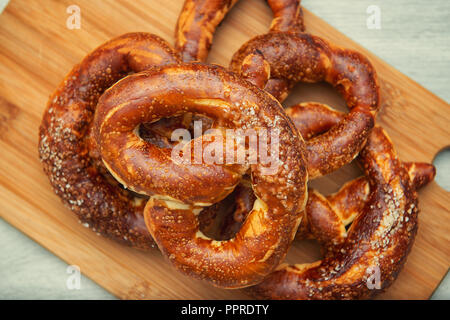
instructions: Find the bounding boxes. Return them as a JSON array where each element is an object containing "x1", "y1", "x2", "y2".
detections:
[
  {"x1": 93, "y1": 63, "x2": 309, "y2": 288},
  {"x1": 214, "y1": 103, "x2": 435, "y2": 299},
  {"x1": 170, "y1": 0, "x2": 434, "y2": 299},
  {"x1": 40, "y1": 28, "x2": 310, "y2": 288}
]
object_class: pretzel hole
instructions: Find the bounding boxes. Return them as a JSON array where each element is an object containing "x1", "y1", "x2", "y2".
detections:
[
  {"x1": 198, "y1": 179, "x2": 255, "y2": 240},
  {"x1": 432, "y1": 146, "x2": 450, "y2": 191},
  {"x1": 138, "y1": 114, "x2": 215, "y2": 147},
  {"x1": 309, "y1": 161, "x2": 363, "y2": 195},
  {"x1": 207, "y1": 0, "x2": 272, "y2": 64},
  {"x1": 283, "y1": 82, "x2": 347, "y2": 113},
  {"x1": 198, "y1": 189, "x2": 326, "y2": 264},
  {"x1": 286, "y1": 161, "x2": 363, "y2": 264},
  {"x1": 285, "y1": 239, "x2": 323, "y2": 264}
]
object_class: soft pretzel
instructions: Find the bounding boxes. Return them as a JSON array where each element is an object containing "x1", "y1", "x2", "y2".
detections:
[
  {"x1": 218, "y1": 103, "x2": 435, "y2": 247},
  {"x1": 246, "y1": 125, "x2": 434, "y2": 299},
  {"x1": 288, "y1": 103, "x2": 435, "y2": 245},
  {"x1": 38, "y1": 33, "x2": 182, "y2": 249},
  {"x1": 92, "y1": 68, "x2": 245, "y2": 205},
  {"x1": 175, "y1": 0, "x2": 304, "y2": 62},
  {"x1": 175, "y1": 0, "x2": 379, "y2": 179},
  {"x1": 230, "y1": 31, "x2": 380, "y2": 179},
  {"x1": 92, "y1": 63, "x2": 309, "y2": 288},
  {"x1": 210, "y1": 102, "x2": 434, "y2": 298}
]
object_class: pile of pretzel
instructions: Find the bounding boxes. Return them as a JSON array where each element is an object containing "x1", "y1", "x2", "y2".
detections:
[{"x1": 39, "y1": 0, "x2": 435, "y2": 299}]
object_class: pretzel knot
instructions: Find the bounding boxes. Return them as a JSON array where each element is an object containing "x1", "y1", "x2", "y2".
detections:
[
  {"x1": 93, "y1": 63, "x2": 309, "y2": 288},
  {"x1": 175, "y1": 0, "x2": 304, "y2": 62}
]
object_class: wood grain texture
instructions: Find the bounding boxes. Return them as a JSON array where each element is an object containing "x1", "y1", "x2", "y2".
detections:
[{"x1": 0, "y1": 0, "x2": 449, "y2": 299}]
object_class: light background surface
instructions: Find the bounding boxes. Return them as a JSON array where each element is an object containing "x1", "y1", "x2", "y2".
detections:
[{"x1": 0, "y1": 0, "x2": 448, "y2": 299}]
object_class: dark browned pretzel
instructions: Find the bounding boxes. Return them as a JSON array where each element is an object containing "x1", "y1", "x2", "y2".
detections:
[
  {"x1": 219, "y1": 103, "x2": 435, "y2": 246},
  {"x1": 211, "y1": 102, "x2": 434, "y2": 298},
  {"x1": 247, "y1": 125, "x2": 434, "y2": 299},
  {"x1": 175, "y1": 0, "x2": 304, "y2": 62},
  {"x1": 231, "y1": 31, "x2": 380, "y2": 179},
  {"x1": 287, "y1": 103, "x2": 435, "y2": 247},
  {"x1": 92, "y1": 63, "x2": 309, "y2": 288},
  {"x1": 39, "y1": 33, "x2": 182, "y2": 249}
]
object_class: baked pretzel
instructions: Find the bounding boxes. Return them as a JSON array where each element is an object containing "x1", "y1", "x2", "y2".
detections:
[
  {"x1": 246, "y1": 124, "x2": 434, "y2": 299},
  {"x1": 218, "y1": 103, "x2": 435, "y2": 246},
  {"x1": 38, "y1": 31, "x2": 289, "y2": 252},
  {"x1": 288, "y1": 103, "x2": 435, "y2": 245},
  {"x1": 39, "y1": 33, "x2": 183, "y2": 249},
  {"x1": 175, "y1": 0, "x2": 304, "y2": 62},
  {"x1": 92, "y1": 63, "x2": 308, "y2": 288},
  {"x1": 231, "y1": 31, "x2": 380, "y2": 179}
]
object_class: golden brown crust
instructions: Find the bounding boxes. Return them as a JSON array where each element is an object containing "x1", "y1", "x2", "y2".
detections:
[
  {"x1": 38, "y1": 33, "x2": 182, "y2": 249},
  {"x1": 231, "y1": 33, "x2": 380, "y2": 178},
  {"x1": 99, "y1": 64, "x2": 311, "y2": 288},
  {"x1": 175, "y1": 0, "x2": 304, "y2": 62},
  {"x1": 247, "y1": 126, "x2": 433, "y2": 299}
]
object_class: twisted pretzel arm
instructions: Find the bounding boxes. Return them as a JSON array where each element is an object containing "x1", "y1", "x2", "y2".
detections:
[
  {"x1": 268, "y1": 0, "x2": 305, "y2": 33},
  {"x1": 176, "y1": 0, "x2": 239, "y2": 62},
  {"x1": 297, "y1": 161, "x2": 435, "y2": 246},
  {"x1": 38, "y1": 33, "x2": 181, "y2": 249},
  {"x1": 287, "y1": 102, "x2": 434, "y2": 244},
  {"x1": 248, "y1": 126, "x2": 432, "y2": 299},
  {"x1": 141, "y1": 66, "x2": 308, "y2": 288},
  {"x1": 175, "y1": 0, "x2": 304, "y2": 62}
]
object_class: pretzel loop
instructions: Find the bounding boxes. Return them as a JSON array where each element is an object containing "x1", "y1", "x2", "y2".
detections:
[
  {"x1": 39, "y1": 33, "x2": 182, "y2": 249},
  {"x1": 231, "y1": 32, "x2": 380, "y2": 178},
  {"x1": 93, "y1": 66, "x2": 249, "y2": 205}
]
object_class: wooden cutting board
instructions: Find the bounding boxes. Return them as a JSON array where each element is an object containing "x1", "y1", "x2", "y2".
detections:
[{"x1": 0, "y1": 0, "x2": 449, "y2": 300}]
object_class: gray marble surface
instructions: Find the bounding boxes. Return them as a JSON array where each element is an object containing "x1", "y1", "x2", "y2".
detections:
[{"x1": 0, "y1": 0, "x2": 449, "y2": 300}]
